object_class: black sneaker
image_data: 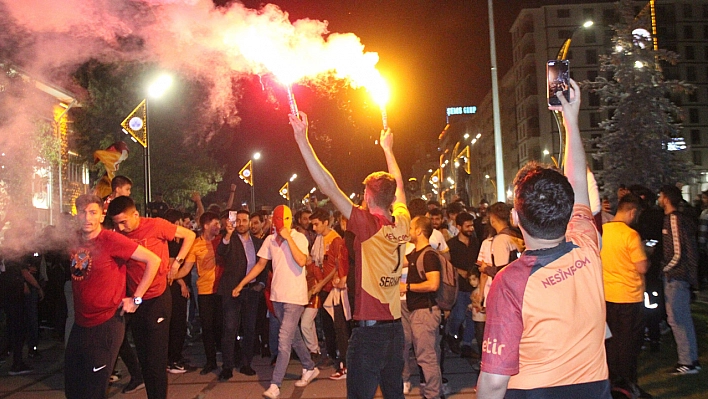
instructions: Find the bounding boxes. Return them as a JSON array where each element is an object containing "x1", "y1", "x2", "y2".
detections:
[
  {"x1": 167, "y1": 361, "x2": 188, "y2": 374},
  {"x1": 122, "y1": 378, "x2": 145, "y2": 394},
  {"x1": 218, "y1": 368, "x2": 233, "y2": 381},
  {"x1": 200, "y1": 363, "x2": 217, "y2": 375},
  {"x1": 8, "y1": 363, "x2": 33, "y2": 376},
  {"x1": 239, "y1": 365, "x2": 256, "y2": 376},
  {"x1": 669, "y1": 364, "x2": 699, "y2": 375}
]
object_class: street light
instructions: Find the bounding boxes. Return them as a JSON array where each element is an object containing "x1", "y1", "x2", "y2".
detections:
[
  {"x1": 485, "y1": 174, "x2": 497, "y2": 192},
  {"x1": 121, "y1": 73, "x2": 173, "y2": 213},
  {"x1": 253, "y1": 152, "x2": 261, "y2": 160}
]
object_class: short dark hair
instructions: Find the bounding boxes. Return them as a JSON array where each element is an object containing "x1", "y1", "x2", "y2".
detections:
[
  {"x1": 107, "y1": 195, "x2": 137, "y2": 218},
  {"x1": 488, "y1": 202, "x2": 510, "y2": 225},
  {"x1": 408, "y1": 198, "x2": 427, "y2": 219},
  {"x1": 199, "y1": 211, "x2": 219, "y2": 228},
  {"x1": 448, "y1": 201, "x2": 466, "y2": 215},
  {"x1": 250, "y1": 212, "x2": 264, "y2": 222},
  {"x1": 164, "y1": 209, "x2": 183, "y2": 224},
  {"x1": 455, "y1": 211, "x2": 474, "y2": 227},
  {"x1": 309, "y1": 208, "x2": 331, "y2": 224},
  {"x1": 363, "y1": 172, "x2": 397, "y2": 209},
  {"x1": 659, "y1": 185, "x2": 682, "y2": 207},
  {"x1": 236, "y1": 209, "x2": 250, "y2": 217},
  {"x1": 412, "y1": 216, "x2": 433, "y2": 239},
  {"x1": 76, "y1": 194, "x2": 102, "y2": 211},
  {"x1": 428, "y1": 208, "x2": 442, "y2": 218},
  {"x1": 111, "y1": 175, "x2": 132, "y2": 192},
  {"x1": 616, "y1": 193, "x2": 642, "y2": 213},
  {"x1": 513, "y1": 162, "x2": 574, "y2": 240},
  {"x1": 427, "y1": 200, "x2": 441, "y2": 209}
]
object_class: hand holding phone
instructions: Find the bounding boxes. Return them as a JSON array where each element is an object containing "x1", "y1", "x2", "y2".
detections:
[{"x1": 547, "y1": 60, "x2": 570, "y2": 107}]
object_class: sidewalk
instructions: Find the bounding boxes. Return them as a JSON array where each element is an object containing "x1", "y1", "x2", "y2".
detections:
[{"x1": 0, "y1": 337, "x2": 480, "y2": 399}]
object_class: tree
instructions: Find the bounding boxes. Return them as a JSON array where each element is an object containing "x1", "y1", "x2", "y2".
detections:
[
  {"x1": 71, "y1": 60, "x2": 224, "y2": 210},
  {"x1": 583, "y1": 0, "x2": 694, "y2": 196}
]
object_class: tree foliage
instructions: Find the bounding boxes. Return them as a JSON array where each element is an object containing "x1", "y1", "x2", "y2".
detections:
[
  {"x1": 582, "y1": 0, "x2": 695, "y2": 195},
  {"x1": 71, "y1": 60, "x2": 224, "y2": 210}
]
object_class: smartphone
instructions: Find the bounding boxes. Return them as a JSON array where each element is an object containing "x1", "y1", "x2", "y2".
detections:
[
  {"x1": 228, "y1": 211, "x2": 238, "y2": 226},
  {"x1": 645, "y1": 239, "x2": 658, "y2": 247},
  {"x1": 547, "y1": 60, "x2": 570, "y2": 106}
]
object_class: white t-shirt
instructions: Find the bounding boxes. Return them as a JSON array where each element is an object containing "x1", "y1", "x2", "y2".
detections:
[
  {"x1": 258, "y1": 229, "x2": 310, "y2": 305},
  {"x1": 404, "y1": 229, "x2": 449, "y2": 255}
]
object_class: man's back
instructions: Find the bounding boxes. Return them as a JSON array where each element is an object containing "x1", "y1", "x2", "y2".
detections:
[
  {"x1": 601, "y1": 222, "x2": 646, "y2": 303},
  {"x1": 482, "y1": 205, "x2": 608, "y2": 394}
]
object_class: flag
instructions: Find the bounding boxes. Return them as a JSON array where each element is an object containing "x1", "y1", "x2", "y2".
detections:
[
  {"x1": 279, "y1": 182, "x2": 290, "y2": 200},
  {"x1": 429, "y1": 168, "x2": 442, "y2": 186},
  {"x1": 239, "y1": 160, "x2": 253, "y2": 186},
  {"x1": 120, "y1": 99, "x2": 147, "y2": 148},
  {"x1": 455, "y1": 146, "x2": 471, "y2": 174}
]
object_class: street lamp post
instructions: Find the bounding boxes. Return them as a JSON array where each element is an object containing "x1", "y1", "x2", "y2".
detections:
[{"x1": 552, "y1": 20, "x2": 593, "y2": 169}]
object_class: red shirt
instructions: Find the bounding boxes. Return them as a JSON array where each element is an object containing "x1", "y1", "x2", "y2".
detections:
[
  {"x1": 481, "y1": 205, "x2": 608, "y2": 393},
  {"x1": 123, "y1": 217, "x2": 177, "y2": 299},
  {"x1": 70, "y1": 229, "x2": 138, "y2": 327}
]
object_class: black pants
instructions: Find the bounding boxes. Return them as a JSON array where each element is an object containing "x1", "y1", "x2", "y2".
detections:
[
  {"x1": 198, "y1": 294, "x2": 222, "y2": 366},
  {"x1": 117, "y1": 314, "x2": 142, "y2": 379},
  {"x1": 317, "y1": 291, "x2": 351, "y2": 367},
  {"x1": 131, "y1": 288, "x2": 171, "y2": 399},
  {"x1": 168, "y1": 282, "x2": 189, "y2": 364},
  {"x1": 65, "y1": 312, "x2": 125, "y2": 399},
  {"x1": 4, "y1": 300, "x2": 25, "y2": 367},
  {"x1": 605, "y1": 301, "x2": 644, "y2": 384}
]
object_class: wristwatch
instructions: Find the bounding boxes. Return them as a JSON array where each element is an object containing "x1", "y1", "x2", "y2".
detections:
[
  {"x1": 133, "y1": 297, "x2": 143, "y2": 305},
  {"x1": 175, "y1": 257, "x2": 185, "y2": 265}
]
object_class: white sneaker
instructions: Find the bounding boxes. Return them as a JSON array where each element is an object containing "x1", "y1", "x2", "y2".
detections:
[
  {"x1": 294, "y1": 367, "x2": 320, "y2": 387},
  {"x1": 263, "y1": 384, "x2": 280, "y2": 399},
  {"x1": 403, "y1": 381, "x2": 411, "y2": 394}
]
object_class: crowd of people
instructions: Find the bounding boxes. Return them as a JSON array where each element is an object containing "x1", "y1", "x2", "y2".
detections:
[{"x1": 0, "y1": 79, "x2": 703, "y2": 399}]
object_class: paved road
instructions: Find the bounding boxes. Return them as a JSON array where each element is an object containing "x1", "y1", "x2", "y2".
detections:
[{"x1": 0, "y1": 336, "x2": 480, "y2": 398}]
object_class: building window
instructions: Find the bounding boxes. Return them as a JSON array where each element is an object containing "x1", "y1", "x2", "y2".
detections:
[
  {"x1": 603, "y1": 9, "x2": 617, "y2": 25},
  {"x1": 587, "y1": 70, "x2": 599, "y2": 81},
  {"x1": 583, "y1": 8, "x2": 594, "y2": 20},
  {"x1": 558, "y1": 29, "x2": 573, "y2": 39},
  {"x1": 686, "y1": 45, "x2": 695, "y2": 60},
  {"x1": 693, "y1": 151, "x2": 702, "y2": 166},
  {"x1": 684, "y1": 25, "x2": 694, "y2": 39},
  {"x1": 557, "y1": 9, "x2": 570, "y2": 18},
  {"x1": 592, "y1": 157, "x2": 603, "y2": 171},
  {"x1": 684, "y1": 4, "x2": 692, "y2": 19},
  {"x1": 590, "y1": 112, "x2": 603, "y2": 128},
  {"x1": 691, "y1": 129, "x2": 701, "y2": 145},
  {"x1": 586, "y1": 49, "x2": 598, "y2": 64},
  {"x1": 591, "y1": 133, "x2": 601, "y2": 149},
  {"x1": 687, "y1": 66, "x2": 697, "y2": 81},
  {"x1": 589, "y1": 92, "x2": 601, "y2": 107},
  {"x1": 585, "y1": 30, "x2": 597, "y2": 44},
  {"x1": 690, "y1": 109, "x2": 700, "y2": 124}
]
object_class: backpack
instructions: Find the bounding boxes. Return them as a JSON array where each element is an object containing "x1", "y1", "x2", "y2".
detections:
[{"x1": 415, "y1": 247, "x2": 458, "y2": 311}]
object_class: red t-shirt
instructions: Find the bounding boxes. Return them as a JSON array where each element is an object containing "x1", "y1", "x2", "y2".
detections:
[
  {"x1": 481, "y1": 205, "x2": 608, "y2": 394},
  {"x1": 123, "y1": 217, "x2": 177, "y2": 299},
  {"x1": 70, "y1": 229, "x2": 139, "y2": 327}
]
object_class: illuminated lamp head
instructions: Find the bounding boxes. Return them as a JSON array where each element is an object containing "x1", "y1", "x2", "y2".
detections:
[{"x1": 272, "y1": 205, "x2": 292, "y2": 234}]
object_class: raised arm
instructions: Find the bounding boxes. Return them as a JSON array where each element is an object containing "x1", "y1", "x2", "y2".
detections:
[
  {"x1": 192, "y1": 191, "x2": 205, "y2": 221},
  {"x1": 379, "y1": 128, "x2": 406, "y2": 205},
  {"x1": 553, "y1": 79, "x2": 589, "y2": 207},
  {"x1": 291, "y1": 112, "x2": 353, "y2": 219}
]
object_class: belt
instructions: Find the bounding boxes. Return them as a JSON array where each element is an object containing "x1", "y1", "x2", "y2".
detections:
[{"x1": 356, "y1": 319, "x2": 401, "y2": 328}]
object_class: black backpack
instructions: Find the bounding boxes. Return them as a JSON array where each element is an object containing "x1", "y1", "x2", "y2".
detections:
[{"x1": 415, "y1": 247, "x2": 458, "y2": 311}]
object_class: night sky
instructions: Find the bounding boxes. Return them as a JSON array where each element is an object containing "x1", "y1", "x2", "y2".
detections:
[{"x1": 205, "y1": 0, "x2": 612, "y2": 207}]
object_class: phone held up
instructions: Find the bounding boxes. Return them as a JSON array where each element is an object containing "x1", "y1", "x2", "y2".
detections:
[
  {"x1": 547, "y1": 60, "x2": 570, "y2": 107},
  {"x1": 228, "y1": 211, "x2": 238, "y2": 227}
]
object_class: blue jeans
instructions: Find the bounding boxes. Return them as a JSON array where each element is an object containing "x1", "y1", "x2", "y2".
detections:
[
  {"x1": 446, "y1": 291, "x2": 474, "y2": 345},
  {"x1": 271, "y1": 302, "x2": 315, "y2": 386},
  {"x1": 347, "y1": 321, "x2": 404, "y2": 399},
  {"x1": 664, "y1": 278, "x2": 698, "y2": 365}
]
